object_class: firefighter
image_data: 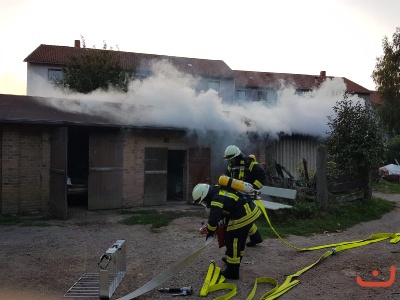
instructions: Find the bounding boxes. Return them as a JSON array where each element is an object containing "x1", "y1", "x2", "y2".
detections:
[
  {"x1": 223, "y1": 145, "x2": 266, "y2": 247},
  {"x1": 192, "y1": 183, "x2": 261, "y2": 279}
]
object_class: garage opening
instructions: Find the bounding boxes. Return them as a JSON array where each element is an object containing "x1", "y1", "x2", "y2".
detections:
[
  {"x1": 67, "y1": 127, "x2": 89, "y2": 208},
  {"x1": 167, "y1": 150, "x2": 185, "y2": 201}
]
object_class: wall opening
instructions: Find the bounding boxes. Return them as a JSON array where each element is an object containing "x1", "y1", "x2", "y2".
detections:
[
  {"x1": 167, "y1": 150, "x2": 185, "y2": 201},
  {"x1": 67, "y1": 127, "x2": 89, "y2": 208}
]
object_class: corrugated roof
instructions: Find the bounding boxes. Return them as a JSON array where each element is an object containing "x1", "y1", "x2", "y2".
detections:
[
  {"x1": 234, "y1": 70, "x2": 371, "y2": 94},
  {"x1": 24, "y1": 44, "x2": 234, "y2": 78}
]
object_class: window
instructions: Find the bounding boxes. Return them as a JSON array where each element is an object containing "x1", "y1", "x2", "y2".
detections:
[
  {"x1": 48, "y1": 69, "x2": 64, "y2": 82},
  {"x1": 236, "y1": 90, "x2": 246, "y2": 101},
  {"x1": 208, "y1": 81, "x2": 220, "y2": 91}
]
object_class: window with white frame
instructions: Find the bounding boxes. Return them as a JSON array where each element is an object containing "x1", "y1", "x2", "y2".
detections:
[{"x1": 48, "y1": 69, "x2": 64, "y2": 82}]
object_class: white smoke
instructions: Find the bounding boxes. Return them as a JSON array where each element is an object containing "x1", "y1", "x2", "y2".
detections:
[{"x1": 32, "y1": 60, "x2": 364, "y2": 142}]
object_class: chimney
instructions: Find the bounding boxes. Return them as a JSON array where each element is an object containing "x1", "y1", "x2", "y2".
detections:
[
  {"x1": 320, "y1": 71, "x2": 326, "y2": 77},
  {"x1": 74, "y1": 40, "x2": 80, "y2": 48}
]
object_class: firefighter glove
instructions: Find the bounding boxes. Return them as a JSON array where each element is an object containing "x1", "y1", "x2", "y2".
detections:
[{"x1": 200, "y1": 226, "x2": 208, "y2": 234}]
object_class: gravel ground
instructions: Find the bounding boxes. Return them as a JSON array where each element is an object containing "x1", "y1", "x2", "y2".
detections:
[{"x1": 0, "y1": 192, "x2": 400, "y2": 300}]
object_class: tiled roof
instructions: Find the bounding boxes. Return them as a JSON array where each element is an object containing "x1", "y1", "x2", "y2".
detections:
[
  {"x1": 24, "y1": 43, "x2": 371, "y2": 94},
  {"x1": 24, "y1": 44, "x2": 234, "y2": 78},
  {"x1": 234, "y1": 70, "x2": 371, "y2": 94}
]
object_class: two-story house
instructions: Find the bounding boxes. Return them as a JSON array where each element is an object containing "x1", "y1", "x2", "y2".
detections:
[{"x1": 24, "y1": 40, "x2": 236, "y2": 102}]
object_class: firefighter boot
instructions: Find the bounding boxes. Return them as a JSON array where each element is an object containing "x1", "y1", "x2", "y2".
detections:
[
  {"x1": 246, "y1": 230, "x2": 263, "y2": 247},
  {"x1": 221, "y1": 263, "x2": 240, "y2": 280}
]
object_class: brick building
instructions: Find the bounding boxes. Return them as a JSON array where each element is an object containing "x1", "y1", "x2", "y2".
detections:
[
  {"x1": 0, "y1": 41, "x2": 373, "y2": 218},
  {"x1": 0, "y1": 94, "x2": 238, "y2": 218}
]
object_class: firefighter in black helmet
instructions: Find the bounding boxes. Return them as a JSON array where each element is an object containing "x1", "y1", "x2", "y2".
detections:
[
  {"x1": 192, "y1": 183, "x2": 261, "y2": 279},
  {"x1": 223, "y1": 145, "x2": 266, "y2": 247}
]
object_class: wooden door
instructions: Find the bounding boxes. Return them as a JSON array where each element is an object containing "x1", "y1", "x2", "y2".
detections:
[
  {"x1": 143, "y1": 147, "x2": 167, "y2": 206},
  {"x1": 187, "y1": 148, "x2": 211, "y2": 203},
  {"x1": 88, "y1": 130, "x2": 123, "y2": 210}
]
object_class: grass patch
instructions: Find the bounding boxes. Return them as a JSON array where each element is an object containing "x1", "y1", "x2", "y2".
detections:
[
  {"x1": 0, "y1": 214, "x2": 53, "y2": 226},
  {"x1": 373, "y1": 179, "x2": 400, "y2": 194},
  {"x1": 0, "y1": 215, "x2": 21, "y2": 225},
  {"x1": 257, "y1": 197, "x2": 396, "y2": 238},
  {"x1": 118, "y1": 209, "x2": 198, "y2": 231}
]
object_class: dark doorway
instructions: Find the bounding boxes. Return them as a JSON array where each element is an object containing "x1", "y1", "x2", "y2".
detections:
[
  {"x1": 67, "y1": 127, "x2": 89, "y2": 208},
  {"x1": 167, "y1": 150, "x2": 185, "y2": 201}
]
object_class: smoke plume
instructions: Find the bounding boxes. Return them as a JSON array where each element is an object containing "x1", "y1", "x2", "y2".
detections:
[{"x1": 31, "y1": 60, "x2": 364, "y2": 156}]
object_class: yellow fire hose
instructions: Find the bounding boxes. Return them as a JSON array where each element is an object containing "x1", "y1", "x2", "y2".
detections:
[
  {"x1": 117, "y1": 199, "x2": 399, "y2": 300},
  {"x1": 199, "y1": 199, "x2": 400, "y2": 300}
]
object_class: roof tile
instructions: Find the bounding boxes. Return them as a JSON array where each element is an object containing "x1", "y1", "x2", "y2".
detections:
[
  {"x1": 24, "y1": 44, "x2": 371, "y2": 94},
  {"x1": 233, "y1": 70, "x2": 370, "y2": 94},
  {"x1": 24, "y1": 44, "x2": 234, "y2": 78}
]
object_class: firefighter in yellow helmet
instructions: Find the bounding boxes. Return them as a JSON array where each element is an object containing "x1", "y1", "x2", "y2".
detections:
[
  {"x1": 192, "y1": 183, "x2": 261, "y2": 279},
  {"x1": 223, "y1": 145, "x2": 266, "y2": 247}
]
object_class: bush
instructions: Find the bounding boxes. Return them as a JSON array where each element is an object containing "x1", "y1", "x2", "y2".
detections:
[
  {"x1": 385, "y1": 135, "x2": 400, "y2": 164},
  {"x1": 292, "y1": 202, "x2": 318, "y2": 219}
]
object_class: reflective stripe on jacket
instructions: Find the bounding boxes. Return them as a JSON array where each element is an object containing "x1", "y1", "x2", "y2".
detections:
[{"x1": 206, "y1": 187, "x2": 261, "y2": 233}]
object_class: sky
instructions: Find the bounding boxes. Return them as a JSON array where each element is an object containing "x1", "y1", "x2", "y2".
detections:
[{"x1": 0, "y1": 0, "x2": 399, "y2": 96}]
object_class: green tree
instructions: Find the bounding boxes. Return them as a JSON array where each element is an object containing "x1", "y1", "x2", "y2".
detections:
[
  {"x1": 60, "y1": 36, "x2": 135, "y2": 94},
  {"x1": 372, "y1": 27, "x2": 400, "y2": 136},
  {"x1": 325, "y1": 95, "x2": 386, "y2": 200},
  {"x1": 385, "y1": 135, "x2": 400, "y2": 165}
]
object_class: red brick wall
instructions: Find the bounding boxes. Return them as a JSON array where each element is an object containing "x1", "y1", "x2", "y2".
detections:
[
  {"x1": 1, "y1": 125, "x2": 50, "y2": 215},
  {"x1": 122, "y1": 131, "x2": 168, "y2": 207},
  {"x1": 122, "y1": 129, "x2": 192, "y2": 208}
]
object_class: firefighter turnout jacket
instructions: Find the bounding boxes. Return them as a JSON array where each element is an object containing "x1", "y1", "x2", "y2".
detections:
[
  {"x1": 206, "y1": 186, "x2": 261, "y2": 234},
  {"x1": 225, "y1": 156, "x2": 267, "y2": 190}
]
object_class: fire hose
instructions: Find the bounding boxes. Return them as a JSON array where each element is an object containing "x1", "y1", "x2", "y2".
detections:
[
  {"x1": 116, "y1": 204, "x2": 400, "y2": 300},
  {"x1": 116, "y1": 237, "x2": 214, "y2": 300},
  {"x1": 117, "y1": 175, "x2": 400, "y2": 299},
  {"x1": 199, "y1": 199, "x2": 400, "y2": 300}
]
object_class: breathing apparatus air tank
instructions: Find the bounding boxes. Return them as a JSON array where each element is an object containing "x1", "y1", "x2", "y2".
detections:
[{"x1": 218, "y1": 175, "x2": 254, "y2": 193}]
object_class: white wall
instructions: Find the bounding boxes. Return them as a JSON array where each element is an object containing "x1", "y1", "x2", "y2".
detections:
[{"x1": 27, "y1": 63, "x2": 62, "y2": 96}]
